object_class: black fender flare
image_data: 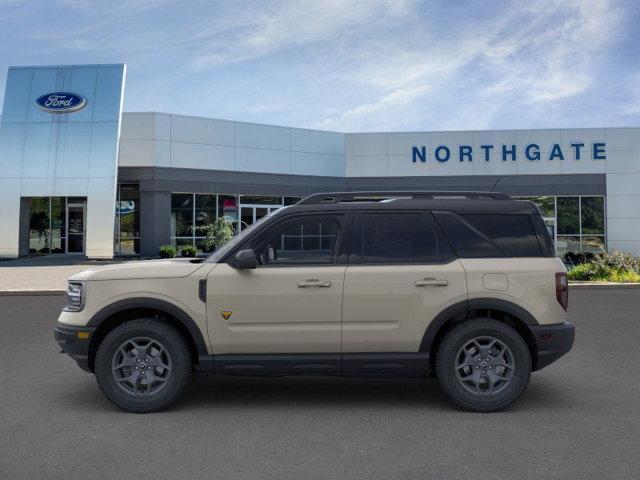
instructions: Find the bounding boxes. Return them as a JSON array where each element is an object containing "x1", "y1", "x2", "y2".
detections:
[
  {"x1": 87, "y1": 297, "x2": 209, "y2": 356},
  {"x1": 419, "y1": 298, "x2": 539, "y2": 353}
]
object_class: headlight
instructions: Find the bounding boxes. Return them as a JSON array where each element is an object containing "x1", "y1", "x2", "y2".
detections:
[{"x1": 64, "y1": 282, "x2": 84, "y2": 312}]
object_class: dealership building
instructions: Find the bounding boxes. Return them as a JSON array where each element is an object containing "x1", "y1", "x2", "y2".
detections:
[{"x1": 1, "y1": 63, "x2": 639, "y2": 258}]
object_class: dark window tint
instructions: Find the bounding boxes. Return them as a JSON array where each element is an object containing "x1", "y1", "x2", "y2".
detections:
[
  {"x1": 434, "y1": 212, "x2": 500, "y2": 258},
  {"x1": 253, "y1": 216, "x2": 339, "y2": 265},
  {"x1": 461, "y1": 214, "x2": 542, "y2": 257},
  {"x1": 530, "y1": 214, "x2": 555, "y2": 257},
  {"x1": 357, "y1": 213, "x2": 453, "y2": 264}
]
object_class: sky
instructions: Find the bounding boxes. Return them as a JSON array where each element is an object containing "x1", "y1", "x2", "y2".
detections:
[{"x1": 0, "y1": 0, "x2": 639, "y2": 132}]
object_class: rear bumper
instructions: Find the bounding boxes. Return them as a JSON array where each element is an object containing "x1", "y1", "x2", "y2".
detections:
[
  {"x1": 54, "y1": 324, "x2": 96, "y2": 373},
  {"x1": 531, "y1": 322, "x2": 575, "y2": 371}
]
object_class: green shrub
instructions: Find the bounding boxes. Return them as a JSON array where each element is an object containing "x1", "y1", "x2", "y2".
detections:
[
  {"x1": 607, "y1": 270, "x2": 640, "y2": 283},
  {"x1": 567, "y1": 263, "x2": 596, "y2": 281},
  {"x1": 159, "y1": 245, "x2": 177, "y2": 258},
  {"x1": 592, "y1": 250, "x2": 640, "y2": 273},
  {"x1": 567, "y1": 250, "x2": 640, "y2": 282},
  {"x1": 192, "y1": 217, "x2": 235, "y2": 251},
  {"x1": 180, "y1": 245, "x2": 198, "y2": 257}
]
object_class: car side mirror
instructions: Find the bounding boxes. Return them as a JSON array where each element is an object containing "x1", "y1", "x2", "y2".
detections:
[{"x1": 230, "y1": 249, "x2": 258, "y2": 269}]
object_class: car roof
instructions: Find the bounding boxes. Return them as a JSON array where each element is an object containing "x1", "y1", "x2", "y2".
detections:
[{"x1": 283, "y1": 191, "x2": 540, "y2": 215}]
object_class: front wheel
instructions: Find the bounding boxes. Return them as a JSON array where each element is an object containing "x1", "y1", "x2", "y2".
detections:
[
  {"x1": 435, "y1": 318, "x2": 531, "y2": 412},
  {"x1": 95, "y1": 319, "x2": 192, "y2": 413}
]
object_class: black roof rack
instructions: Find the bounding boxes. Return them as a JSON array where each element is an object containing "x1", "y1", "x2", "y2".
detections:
[{"x1": 297, "y1": 190, "x2": 511, "y2": 205}]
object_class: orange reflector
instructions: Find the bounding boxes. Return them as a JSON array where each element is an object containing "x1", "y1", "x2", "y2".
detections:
[{"x1": 76, "y1": 331, "x2": 90, "y2": 339}]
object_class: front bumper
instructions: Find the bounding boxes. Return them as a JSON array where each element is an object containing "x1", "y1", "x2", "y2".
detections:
[
  {"x1": 530, "y1": 321, "x2": 575, "y2": 371},
  {"x1": 54, "y1": 324, "x2": 97, "y2": 373}
]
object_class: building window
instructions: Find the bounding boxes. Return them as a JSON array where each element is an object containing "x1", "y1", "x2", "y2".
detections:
[
  {"x1": 557, "y1": 197, "x2": 579, "y2": 235},
  {"x1": 29, "y1": 197, "x2": 57, "y2": 254},
  {"x1": 27, "y1": 196, "x2": 86, "y2": 255},
  {"x1": 114, "y1": 184, "x2": 140, "y2": 255},
  {"x1": 218, "y1": 195, "x2": 239, "y2": 232},
  {"x1": 284, "y1": 197, "x2": 303, "y2": 206},
  {"x1": 517, "y1": 195, "x2": 606, "y2": 257},
  {"x1": 171, "y1": 194, "x2": 293, "y2": 253}
]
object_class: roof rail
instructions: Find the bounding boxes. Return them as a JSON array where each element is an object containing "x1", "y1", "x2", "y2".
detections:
[{"x1": 297, "y1": 191, "x2": 511, "y2": 205}]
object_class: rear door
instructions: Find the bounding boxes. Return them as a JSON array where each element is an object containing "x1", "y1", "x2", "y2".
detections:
[{"x1": 341, "y1": 211, "x2": 467, "y2": 353}]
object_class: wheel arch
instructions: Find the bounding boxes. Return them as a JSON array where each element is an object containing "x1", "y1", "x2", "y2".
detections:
[
  {"x1": 86, "y1": 298, "x2": 209, "y2": 372},
  {"x1": 420, "y1": 298, "x2": 539, "y2": 370}
]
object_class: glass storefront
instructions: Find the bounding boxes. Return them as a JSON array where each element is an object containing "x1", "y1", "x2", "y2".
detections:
[
  {"x1": 171, "y1": 194, "x2": 302, "y2": 252},
  {"x1": 517, "y1": 196, "x2": 606, "y2": 257},
  {"x1": 27, "y1": 196, "x2": 86, "y2": 255},
  {"x1": 114, "y1": 184, "x2": 140, "y2": 255}
]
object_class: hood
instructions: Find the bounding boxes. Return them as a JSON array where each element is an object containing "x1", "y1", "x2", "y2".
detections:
[{"x1": 69, "y1": 258, "x2": 205, "y2": 281}]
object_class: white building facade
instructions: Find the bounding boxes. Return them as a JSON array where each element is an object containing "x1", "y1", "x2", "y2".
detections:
[{"x1": 1, "y1": 64, "x2": 639, "y2": 258}]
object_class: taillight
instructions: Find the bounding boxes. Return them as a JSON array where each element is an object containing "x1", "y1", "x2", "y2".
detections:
[{"x1": 555, "y1": 272, "x2": 568, "y2": 311}]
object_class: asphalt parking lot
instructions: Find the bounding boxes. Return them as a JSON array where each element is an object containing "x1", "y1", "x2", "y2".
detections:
[{"x1": 1, "y1": 290, "x2": 639, "y2": 480}]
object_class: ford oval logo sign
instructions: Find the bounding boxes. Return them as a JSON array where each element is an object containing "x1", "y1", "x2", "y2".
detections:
[{"x1": 35, "y1": 92, "x2": 87, "y2": 114}]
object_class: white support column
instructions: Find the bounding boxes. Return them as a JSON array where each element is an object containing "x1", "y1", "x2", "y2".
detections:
[{"x1": 605, "y1": 128, "x2": 640, "y2": 255}]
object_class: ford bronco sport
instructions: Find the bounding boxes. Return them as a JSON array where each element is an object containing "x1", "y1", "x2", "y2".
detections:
[{"x1": 55, "y1": 191, "x2": 574, "y2": 413}]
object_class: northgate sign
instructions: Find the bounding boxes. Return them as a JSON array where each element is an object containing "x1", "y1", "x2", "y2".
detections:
[{"x1": 412, "y1": 142, "x2": 606, "y2": 163}]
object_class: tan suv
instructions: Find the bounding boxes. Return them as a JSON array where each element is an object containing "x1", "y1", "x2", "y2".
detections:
[{"x1": 55, "y1": 191, "x2": 574, "y2": 413}]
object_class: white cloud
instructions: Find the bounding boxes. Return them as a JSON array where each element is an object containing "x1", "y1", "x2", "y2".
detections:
[
  {"x1": 314, "y1": 0, "x2": 625, "y2": 130},
  {"x1": 1, "y1": 0, "x2": 631, "y2": 131},
  {"x1": 190, "y1": 0, "x2": 413, "y2": 69}
]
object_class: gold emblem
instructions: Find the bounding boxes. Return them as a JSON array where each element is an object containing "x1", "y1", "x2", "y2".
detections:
[{"x1": 221, "y1": 311, "x2": 232, "y2": 320}]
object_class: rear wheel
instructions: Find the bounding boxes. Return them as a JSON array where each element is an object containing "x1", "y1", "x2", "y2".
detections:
[
  {"x1": 435, "y1": 318, "x2": 531, "y2": 412},
  {"x1": 95, "y1": 318, "x2": 192, "y2": 413}
]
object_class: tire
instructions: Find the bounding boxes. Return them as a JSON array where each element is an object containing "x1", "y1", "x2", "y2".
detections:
[
  {"x1": 435, "y1": 318, "x2": 531, "y2": 412},
  {"x1": 94, "y1": 318, "x2": 192, "y2": 413}
]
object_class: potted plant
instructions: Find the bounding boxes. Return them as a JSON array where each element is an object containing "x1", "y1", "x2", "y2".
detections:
[
  {"x1": 158, "y1": 245, "x2": 177, "y2": 258},
  {"x1": 180, "y1": 245, "x2": 198, "y2": 257},
  {"x1": 193, "y1": 217, "x2": 235, "y2": 252}
]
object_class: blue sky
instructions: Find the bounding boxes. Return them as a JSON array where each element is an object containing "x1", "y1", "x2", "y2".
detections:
[{"x1": 1, "y1": 0, "x2": 639, "y2": 132}]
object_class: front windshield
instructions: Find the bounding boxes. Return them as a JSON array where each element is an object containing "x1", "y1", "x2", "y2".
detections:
[{"x1": 206, "y1": 207, "x2": 289, "y2": 263}]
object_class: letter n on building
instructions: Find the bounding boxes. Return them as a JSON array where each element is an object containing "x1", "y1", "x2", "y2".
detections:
[{"x1": 412, "y1": 146, "x2": 426, "y2": 163}]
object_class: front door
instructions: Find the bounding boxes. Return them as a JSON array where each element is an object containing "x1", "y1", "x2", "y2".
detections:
[
  {"x1": 66, "y1": 203, "x2": 85, "y2": 254},
  {"x1": 206, "y1": 213, "x2": 347, "y2": 354},
  {"x1": 341, "y1": 212, "x2": 467, "y2": 353}
]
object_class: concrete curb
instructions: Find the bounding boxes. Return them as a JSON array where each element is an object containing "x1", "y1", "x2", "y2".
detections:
[
  {"x1": 0, "y1": 290, "x2": 65, "y2": 296},
  {"x1": 569, "y1": 282, "x2": 640, "y2": 289}
]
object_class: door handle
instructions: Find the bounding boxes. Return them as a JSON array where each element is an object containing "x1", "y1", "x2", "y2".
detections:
[
  {"x1": 298, "y1": 279, "x2": 332, "y2": 288},
  {"x1": 414, "y1": 278, "x2": 449, "y2": 287}
]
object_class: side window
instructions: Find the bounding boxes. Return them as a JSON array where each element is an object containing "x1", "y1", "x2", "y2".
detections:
[
  {"x1": 356, "y1": 213, "x2": 454, "y2": 264},
  {"x1": 433, "y1": 211, "x2": 502, "y2": 258},
  {"x1": 251, "y1": 215, "x2": 340, "y2": 266},
  {"x1": 461, "y1": 214, "x2": 542, "y2": 257},
  {"x1": 530, "y1": 214, "x2": 555, "y2": 257}
]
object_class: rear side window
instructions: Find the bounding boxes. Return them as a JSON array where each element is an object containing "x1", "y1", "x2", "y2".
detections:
[
  {"x1": 434, "y1": 211, "x2": 543, "y2": 257},
  {"x1": 354, "y1": 213, "x2": 454, "y2": 264},
  {"x1": 433, "y1": 212, "x2": 501, "y2": 258},
  {"x1": 461, "y1": 214, "x2": 542, "y2": 257}
]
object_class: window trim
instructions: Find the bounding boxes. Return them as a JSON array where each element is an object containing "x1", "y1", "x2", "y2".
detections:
[
  {"x1": 348, "y1": 211, "x2": 457, "y2": 266},
  {"x1": 233, "y1": 212, "x2": 349, "y2": 267}
]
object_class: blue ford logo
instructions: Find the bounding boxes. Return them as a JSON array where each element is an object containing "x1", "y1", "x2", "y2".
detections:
[{"x1": 35, "y1": 92, "x2": 87, "y2": 114}]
